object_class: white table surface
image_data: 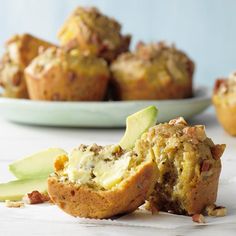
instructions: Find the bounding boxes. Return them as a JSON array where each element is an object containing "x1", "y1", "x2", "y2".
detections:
[{"x1": 0, "y1": 108, "x2": 236, "y2": 236}]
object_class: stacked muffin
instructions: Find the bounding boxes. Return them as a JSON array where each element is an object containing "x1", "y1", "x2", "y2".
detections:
[{"x1": 0, "y1": 6, "x2": 194, "y2": 101}]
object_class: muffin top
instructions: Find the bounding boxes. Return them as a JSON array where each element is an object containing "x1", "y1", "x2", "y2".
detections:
[
  {"x1": 5, "y1": 33, "x2": 54, "y2": 68},
  {"x1": 135, "y1": 117, "x2": 224, "y2": 194},
  {"x1": 135, "y1": 117, "x2": 224, "y2": 168},
  {"x1": 111, "y1": 42, "x2": 194, "y2": 84},
  {"x1": 25, "y1": 47, "x2": 109, "y2": 78},
  {"x1": 58, "y1": 7, "x2": 130, "y2": 54},
  {"x1": 213, "y1": 73, "x2": 236, "y2": 105},
  {"x1": 0, "y1": 53, "x2": 27, "y2": 98}
]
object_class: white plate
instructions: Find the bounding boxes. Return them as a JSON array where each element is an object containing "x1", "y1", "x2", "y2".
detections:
[{"x1": 0, "y1": 86, "x2": 211, "y2": 127}]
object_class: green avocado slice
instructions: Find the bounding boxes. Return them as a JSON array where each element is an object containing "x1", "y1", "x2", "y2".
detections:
[
  {"x1": 119, "y1": 106, "x2": 158, "y2": 150},
  {"x1": 9, "y1": 148, "x2": 67, "y2": 179},
  {"x1": 0, "y1": 177, "x2": 47, "y2": 201}
]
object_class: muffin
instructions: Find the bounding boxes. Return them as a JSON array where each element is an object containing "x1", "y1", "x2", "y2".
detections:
[
  {"x1": 25, "y1": 47, "x2": 110, "y2": 101},
  {"x1": 0, "y1": 53, "x2": 28, "y2": 98},
  {"x1": 110, "y1": 42, "x2": 194, "y2": 100},
  {"x1": 48, "y1": 144, "x2": 157, "y2": 219},
  {"x1": 0, "y1": 34, "x2": 54, "y2": 98},
  {"x1": 5, "y1": 33, "x2": 54, "y2": 68},
  {"x1": 134, "y1": 117, "x2": 225, "y2": 215},
  {"x1": 58, "y1": 7, "x2": 131, "y2": 63},
  {"x1": 212, "y1": 73, "x2": 236, "y2": 136}
]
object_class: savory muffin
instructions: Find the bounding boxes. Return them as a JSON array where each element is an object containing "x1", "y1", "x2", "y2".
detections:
[
  {"x1": 25, "y1": 47, "x2": 110, "y2": 101},
  {"x1": 212, "y1": 73, "x2": 236, "y2": 136},
  {"x1": 0, "y1": 53, "x2": 28, "y2": 98},
  {"x1": 48, "y1": 144, "x2": 157, "y2": 219},
  {"x1": 5, "y1": 33, "x2": 54, "y2": 68},
  {"x1": 0, "y1": 34, "x2": 54, "y2": 98},
  {"x1": 58, "y1": 7, "x2": 131, "y2": 63},
  {"x1": 134, "y1": 117, "x2": 225, "y2": 215},
  {"x1": 110, "y1": 42, "x2": 194, "y2": 100}
]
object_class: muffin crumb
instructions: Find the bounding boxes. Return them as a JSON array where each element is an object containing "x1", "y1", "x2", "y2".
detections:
[
  {"x1": 5, "y1": 200, "x2": 24, "y2": 208},
  {"x1": 192, "y1": 214, "x2": 205, "y2": 223}
]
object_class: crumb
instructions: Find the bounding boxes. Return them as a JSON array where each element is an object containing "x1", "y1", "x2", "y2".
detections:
[
  {"x1": 23, "y1": 191, "x2": 50, "y2": 204},
  {"x1": 192, "y1": 214, "x2": 205, "y2": 223},
  {"x1": 169, "y1": 117, "x2": 188, "y2": 126},
  {"x1": 5, "y1": 200, "x2": 24, "y2": 208},
  {"x1": 144, "y1": 199, "x2": 159, "y2": 214},
  {"x1": 205, "y1": 204, "x2": 227, "y2": 217}
]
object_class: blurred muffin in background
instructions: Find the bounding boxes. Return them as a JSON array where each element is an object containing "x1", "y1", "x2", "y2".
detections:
[
  {"x1": 5, "y1": 34, "x2": 55, "y2": 68},
  {"x1": 110, "y1": 42, "x2": 194, "y2": 100},
  {"x1": 58, "y1": 7, "x2": 131, "y2": 63},
  {"x1": 212, "y1": 73, "x2": 236, "y2": 136},
  {"x1": 0, "y1": 53, "x2": 28, "y2": 98},
  {"x1": 0, "y1": 34, "x2": 54, "y2": 98},
  {"x1": 25, "y1": 47, "x2": 110, "y2": 101}
]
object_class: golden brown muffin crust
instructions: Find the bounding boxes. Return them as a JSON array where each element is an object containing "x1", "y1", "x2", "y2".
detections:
[
  {"x1": 5, "y1": 33, "x2": 55, "y2": 68},
  {"x1": 0, "y1": 34, "x2": 55, "y2": 98},
  {"x1": 25, "y1": 47, "x2": 110, "y2": 101},
  {"x1": 48, "y1": 160, "x2": 156, "y2": 219},
  {"x1": 110, "y1": 42, "x2": 194, "y2": 100},
  {"x1": 58, "y1": 7, "x2": 130, "y2": 62},
  {"x1": 212, "y1": 73, "x2": 236, "y2": 135},
  {"x1": 135, "y1": 117, "x2": 225, "y2": 215},
  {"x1": 48, "y1": 144, "x2": 157, "y2": 219}
]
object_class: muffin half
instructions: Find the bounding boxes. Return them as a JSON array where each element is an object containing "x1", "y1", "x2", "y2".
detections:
[
  {"x1": 25, "y1": 47, "x2": 110, "y2": 101},
  {"x1": 48, "y1": 144, "x2": 157, "y2": 219},
  {"x1": 58, "y1": 7, "x2": 131, "y2": 63},
  {"x1": 135, "y1": 117, "x2": 225, "y2": 215},
  {"x1": 110, "y1": 42, "x2": 194, "y2": 100},
  {"x1": 212, "y1": 73, "x2": 236, "y2": 136}
]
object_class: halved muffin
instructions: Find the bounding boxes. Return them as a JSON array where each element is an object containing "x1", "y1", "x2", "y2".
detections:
[
  {"x1": 58, "y1": 7, "x2": 131, "y2": 63},
  {"x1": 25, "y1": 47, "x2": 110, "y2": 101},
  {"x1": 48, "y1": 144, "x2": 157, "y2": 219},
  {"x1": 110, "y1": 42, "x2": 194, "y2": 100},
  {"x1": 212, "y1": 73, "x2": 236, "y2": 136},
  {"x1": 0, "y1": 34, "x2": 54, "y2": 98},
  {"x1": 134, "y1": 117, "x2": 225, "y2": 215}
]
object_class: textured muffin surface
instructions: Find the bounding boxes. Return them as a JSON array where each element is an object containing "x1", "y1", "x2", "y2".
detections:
[
  {"x1": 0, "y1": 53, "x2": 28, "y2": 98},
  {"x1": 58, "y1": 7, "x2": 130, "y2": 62},
  {"x1": 111, "y1": 42, "x2": 194, "y2": 100},
  {"x1": 0, "y1": 34, "x2": 54, "y2": 98},
  {"x1": 48, "y1": 144, "x2": 157, "y2": 219},
  {"x1": 25, "y1": 47, "x2": 110, "y2": 101},
  {"x1": 134, "y1": 117, "x2": 225, "y2": 215},
  {"x1": 5, "y1": 33, "x2": 54, "y2": 68},
  {"x1": 212, "y1": 73, "x2": 236, "y2": 135}
]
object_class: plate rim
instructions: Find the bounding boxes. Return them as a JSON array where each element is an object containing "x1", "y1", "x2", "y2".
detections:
[{"x1": 0, "y1": 86, "x2": 211, "y2": 106}]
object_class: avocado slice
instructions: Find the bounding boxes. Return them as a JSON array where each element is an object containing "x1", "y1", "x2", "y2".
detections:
[
  {"x1": 119, "y1": 106, "x2": 158, "y2": 150},
  {"x1": 9, "y1": 148, "x2": 67, "y2": 179},
  {"x1": 0, "y1": 177, "x2": 47, "y2": 201}
]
